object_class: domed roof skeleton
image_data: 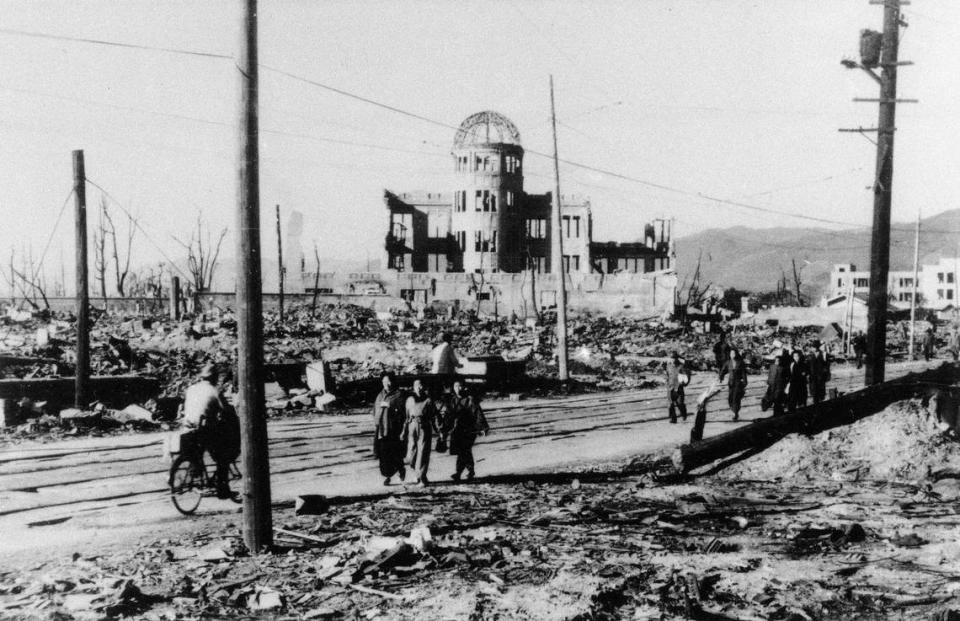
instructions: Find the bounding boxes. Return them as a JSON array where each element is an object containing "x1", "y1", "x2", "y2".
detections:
[{"x1": 452, "y1": 111, "x2": 522, "y2": 149}]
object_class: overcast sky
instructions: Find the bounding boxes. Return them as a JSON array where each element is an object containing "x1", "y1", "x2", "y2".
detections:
[{"x1": 1, "y1": 0, "x2": 957, "y2": 288}]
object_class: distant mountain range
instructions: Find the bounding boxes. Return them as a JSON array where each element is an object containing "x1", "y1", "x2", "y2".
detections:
[{"x1": 675, "y1": 208, "x2": 960, "y2": 301}]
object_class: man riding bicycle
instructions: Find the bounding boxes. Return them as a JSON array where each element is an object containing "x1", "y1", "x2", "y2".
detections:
[{"x1": 181, "y1": 363, "x2": 241, "y2": 499}]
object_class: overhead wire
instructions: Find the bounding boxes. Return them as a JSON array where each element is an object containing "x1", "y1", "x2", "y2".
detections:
[
  {"x1": 4, "y1": 26, "x2": 958, "y2": 236},
  {"x1": 28, "y1": 187, "x2": 76, "y2": 284},
  {"x1": 0, "y1": 27, "x2": 231, "y2": 59},
  {"x1": 83, "y1": 177, "x2": 192, "y2": 280}
]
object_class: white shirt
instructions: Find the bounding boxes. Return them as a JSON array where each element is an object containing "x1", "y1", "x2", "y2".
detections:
[
  {"x1": 182, "y1": 380, "x2": 222, "y2": 427},
  {"x1": 431, "y1": 343, "x2": 459, "y2": 374}
]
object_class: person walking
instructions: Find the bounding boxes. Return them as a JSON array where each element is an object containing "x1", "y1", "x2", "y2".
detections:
[
  {"x1": 431, "y1": 332, "x2": 463, "y2": 375},
  {"x1": 807, "y1": 341, "x2": 831, "y2": 405},
  {"x1": 786, "y1": 349, "x2": 808, "y2": 413},
  {"x1": 719, "y1": 347, "x2": 748, "y2": 421},
  {"x1": 666, "y1": 352, "x2": 690, "y2": 423},
  {"x1": 373, "y1": 372, "x2": 407, "y2": 486},
  {"x1": 763, "y1": 345, "x2": 790, "y2": 417},
  {"x1": 712, "y1": 331, "x2": 731, "y2": 375},
  {"x1": 922, "y1": 327, "x2": 936, "y2": 362},
  {"x1": 852, "y1": 331, "x2": 867, "y2": 368},
  {"x1": 404, "y1": 379, "x2": 437, "y2": 487},
  {"x1": 446, "y1": 380, "x2": 489, "y2": 481}
]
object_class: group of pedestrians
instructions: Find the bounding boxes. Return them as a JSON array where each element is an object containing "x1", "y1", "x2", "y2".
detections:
[
  {"x1": 760, "y1": 340, "x2": 831, "y2": 416},
  {"x1": 373, "y1": 373, "x2": 489, "y2": 487},
  {"x1": 669, "y1": 332, "x2": 834, "y2": 439},
  {"x1": 665, "y1": 333, "x2": 750, "y2": 426}
]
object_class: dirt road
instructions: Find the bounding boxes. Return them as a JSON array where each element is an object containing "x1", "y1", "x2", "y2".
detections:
[{"x1": 0, "y1": 359, "x2": 934, "y2": 562}]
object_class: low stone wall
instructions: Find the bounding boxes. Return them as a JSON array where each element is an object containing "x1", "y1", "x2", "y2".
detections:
[{"x1": 1, "y1": 269, "x2": 676, "y2": 318}]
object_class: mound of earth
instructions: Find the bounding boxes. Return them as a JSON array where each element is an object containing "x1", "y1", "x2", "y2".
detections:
[{"x1": 722, "y1": 398, "x2": 960, "y2": 482}]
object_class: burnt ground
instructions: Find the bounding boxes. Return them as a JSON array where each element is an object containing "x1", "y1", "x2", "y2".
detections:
[
  {"x1": 2, "y1": 360, "x2": 959, "y2": 620},
  {"x1": 3, "y1": 463, "x2": 960, "y2": 620}
]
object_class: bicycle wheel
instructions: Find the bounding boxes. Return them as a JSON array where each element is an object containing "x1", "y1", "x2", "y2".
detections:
[{"x1": 169, "y1": 454, "x2": 203, "y2": 515}]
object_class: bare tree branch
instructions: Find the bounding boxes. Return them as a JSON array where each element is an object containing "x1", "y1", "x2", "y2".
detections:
[
  {"x1": 103, "y1": 202, "x2": 138, "y2": 297},
  {"x1": 93, "y1": 199, "x2": 108, "y2": 301},
  {"x1": 174, "y1": 216, "x2": 228, "y2": 293}
]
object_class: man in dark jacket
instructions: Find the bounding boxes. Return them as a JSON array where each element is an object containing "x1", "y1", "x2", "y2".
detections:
[
  {"x1": 712, "y1": 332, "x2": 731, "y2": 375},
  {"x1": 666, "y1": 352, "x2": 689, "y2": 423},
  {"x1": 719, "y1": 347, "x2": 748, "y2": 421},
  {"x1": 445, "y1": 380, "x2": 489, "y2": 481},
  {"x1": 852, "y1": 331, "x2": 867, "y2": 368},
  {"x1": 373, "y1": 372, "x2": 407, "y2": 485},
  {"x1": 806, "y1": 341, "x2": 831, "y2": 405},
  {"x1": 786, "y1": 349, "x2": 808, "y2": 413},
  {"x1": 922, "y1": 327, "x2": 936, "y2": 362},
  {"x1": 764, "y1": 346, "x2": 790, "y2": 417}
]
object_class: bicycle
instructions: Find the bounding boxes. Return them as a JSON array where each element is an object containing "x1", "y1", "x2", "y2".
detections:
[{"x1": 166, "y1": 431, "x2": 242, "y2": 515}]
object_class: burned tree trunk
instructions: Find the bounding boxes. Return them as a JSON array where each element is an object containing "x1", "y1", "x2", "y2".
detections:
[{"x1": 673, "y1": 364, "x2": 958, "y2": 473}]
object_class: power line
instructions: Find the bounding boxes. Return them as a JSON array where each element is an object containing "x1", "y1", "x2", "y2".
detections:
[
  {"x1": 0, "y1": 27, "x2": 231, "y2": 59},
  {"x1": 4, "y1": 27, "x2": 955, "y2": 234},
  {"x1": 0, "y1": 86, "x2": 453, "y2": 160},
  {"x1": 29, "y1": 188, "x2": 75, "y2": 283},
  {"x1": 84, "y1": 177, "x2": 191, "y2": 280},
  {"x1": 260, "y1": 64, "x2": 458, "y2": 133}
]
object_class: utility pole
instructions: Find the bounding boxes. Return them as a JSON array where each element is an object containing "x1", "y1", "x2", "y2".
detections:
[
  {"x1": 276, "y1": 204, "x2": 284, "y2": 323},
  {"x1": 908, "y1": 209, "x2": 919, "y2": 359},
  {"x1": 236, "y1": 0, "x2": 272, "y2": 552},
  {"x1": 841, "y1": 0, "x2": 912, "y2": 385},
  {"x1": 170, "y1": 275, "x2": 181, "y2": 321},
  {"x1": 864, "y1": 1, "x2": 900, "y2": 384},
  {"x1": 549, "y1": 75, "x2": 569, "y2": 382},
  {"x1": 73, "y1": 150, "x2": 90, "y2": 408}
]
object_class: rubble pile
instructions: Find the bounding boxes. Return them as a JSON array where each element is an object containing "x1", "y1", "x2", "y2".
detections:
[
  {"x1": 723, "y1": 397, "x2": 960, "y2": 483},
  {"x1": 1, "y1": 300, "x2": 936, "y2": 445},
  {"x1": 6, "y1": 462, "x2": 960, "y2": 619}
]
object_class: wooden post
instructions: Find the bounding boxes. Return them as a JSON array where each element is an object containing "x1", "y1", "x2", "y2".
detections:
[
  {"x1": 549, "y1": 75, "x2": 569, "y2": 382},
  {"x1": 73, "y1": 150, "x2": 90, "y2": 408},
  {"x1": 311, "y1": 242, "x2": 320, "y2": 315},
  {"x1": 908, "y1": 210, "x2": 919, "y2": 359},
  {"x1": 864, "y1": 0, "x2": 902, "y2": 385},
  {"x1": 276, "y1": 204, "x2": 284, "y2": 322},
  {"x1": 236, "y1": 0, "x2": 272, "y2": 552},
  {"x1": 169, "y1": 275, "x2": 181, "y2": 320}
]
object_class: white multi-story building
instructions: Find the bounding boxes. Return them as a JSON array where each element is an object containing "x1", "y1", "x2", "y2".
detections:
[
  {"x1": 920, "y1": 257, "x2": 960, "y2": 310},
  {"x1": 828, "y1": 258, "x2": 959, "y2": 310}
]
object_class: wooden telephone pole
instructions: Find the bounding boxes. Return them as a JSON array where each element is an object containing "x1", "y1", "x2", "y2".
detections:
[
  {"x1": 236, "y1": 0, "x2": 272, "y2": 552},
  {"x1": 549, "y1": 75, "x2": 569, "y2": 382},
  {"x1": 73, "y1": 150, "x2": 90, "y2": 408},
  {"x1": 843, "y1": 0, "x2": 913, "y2": 385},
  {"x1": 276, "y1": 204, "x2": 284, "y2": 323}
]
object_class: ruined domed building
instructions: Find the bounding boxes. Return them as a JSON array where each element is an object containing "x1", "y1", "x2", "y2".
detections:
[
  {"x1": 384, "y1": 111, "x2": 671, "y2": 279},
  {"x1": 302, "y1": 110, "x2": 675, "y2": 314}
]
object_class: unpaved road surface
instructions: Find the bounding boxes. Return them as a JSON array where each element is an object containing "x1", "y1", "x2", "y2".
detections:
[{"x1": 0, "y1": 360, "x2": 934, "y2": 563}]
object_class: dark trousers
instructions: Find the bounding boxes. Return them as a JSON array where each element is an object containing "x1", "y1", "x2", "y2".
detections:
[
  {"x1": 455, "y1": 448, "x2": 475, "y2": 476},
  {"x1": 669, "y1": 387, "x2": 687, "y2": 422},
  {"x1": 453, "y1": 435, "x2": 476, "y2": 476},
  {"x1": 728, "y1": 383, "x2": 745, "y2": 418},
  {"x1": 810, "y1": 381, "x2": 826, "y2": 405},
  {"x1": 375, "y1": 437, "x2": 406, "y2": 478}
]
